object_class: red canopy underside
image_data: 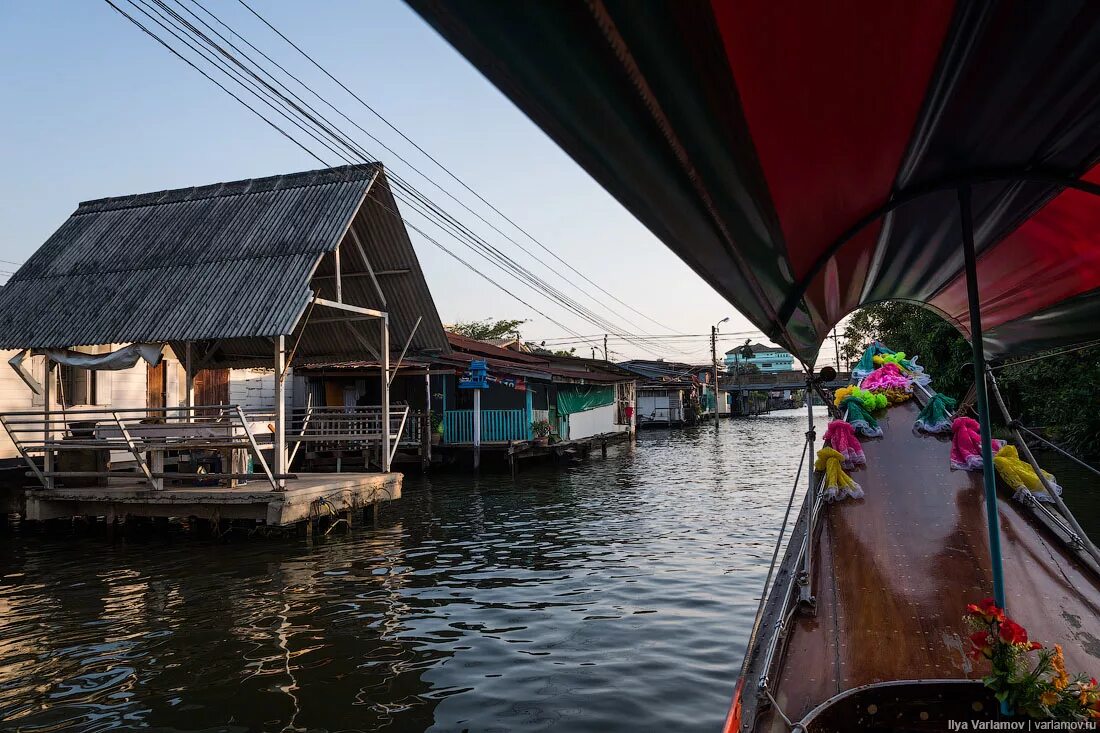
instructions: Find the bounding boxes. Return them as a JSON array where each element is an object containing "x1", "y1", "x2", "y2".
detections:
[{"x1": 409, "y1": 0, "x2": 1100, "y2": 361}]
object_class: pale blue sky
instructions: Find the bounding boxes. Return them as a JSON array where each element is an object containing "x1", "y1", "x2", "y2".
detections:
[{"x1": 0, "y1": 0, "x2": 772, "y2": 363}]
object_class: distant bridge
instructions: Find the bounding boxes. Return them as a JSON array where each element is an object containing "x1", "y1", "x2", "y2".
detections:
[{"x1": 721, "y1": 371, "x2": 850, "y2": 393}]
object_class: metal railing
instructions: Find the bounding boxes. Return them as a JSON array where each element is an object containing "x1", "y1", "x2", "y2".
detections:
[
  {"x1": 0, "y1": 404, "x2": 280, "y2": 490},
  {"x1": 442, "y1": 409, "x2": 528, "y2": 443}
]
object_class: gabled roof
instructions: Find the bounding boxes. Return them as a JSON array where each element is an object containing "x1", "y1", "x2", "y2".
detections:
[
  {"x1": 0, "y1": 164, "x2": 449, "y2": 365},
  {"x1": 444, "y1": 332, "x2": 633, "y2": 384},
  {"x1": 616, "y1": 359, "x2": 706, "y2": 383},
  {"x1": 724, "y1": 342, "x2": 789, "y2": 356}
]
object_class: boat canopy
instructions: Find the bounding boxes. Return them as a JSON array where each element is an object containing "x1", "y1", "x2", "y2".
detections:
[{"x1": 409, "y1": 1, "x2": 1100, "y2": 362}]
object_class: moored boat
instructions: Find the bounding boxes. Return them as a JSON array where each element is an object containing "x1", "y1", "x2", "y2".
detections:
[{"x1": 407, "y1": 2, "x2": 1100, "y2": 727}]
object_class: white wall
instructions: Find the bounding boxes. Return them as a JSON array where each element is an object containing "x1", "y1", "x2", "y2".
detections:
[
  {"x1": 0, "y1": 346, "x2": 149, "y2": 460},
  {"x1": 637, "y1": 389, "x2": 682, "y2": 423},
  {"x1": 229, "y1": 368, "x2": 295, "y2": 415},
  {"x1": 564, "y1": 402, "x2": 627, "y2": 441}
]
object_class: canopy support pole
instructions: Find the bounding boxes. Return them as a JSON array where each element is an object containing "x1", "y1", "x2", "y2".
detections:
[
  {"x1": 798, "y1": 371, "x2": 816, "y2": 608},
  {"x1": 274, "y1": 335, "x2": 287, "y2": 490},
  {"x1": 958, "y1": 184, "x2": 1007, "y2": 611}
]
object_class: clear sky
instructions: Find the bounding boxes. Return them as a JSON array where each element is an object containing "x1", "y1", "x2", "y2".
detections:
[{"x1": 0, "y1": 0, "x2": 781, "y2": 365}]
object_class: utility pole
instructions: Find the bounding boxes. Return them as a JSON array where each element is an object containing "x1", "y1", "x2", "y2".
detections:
[
  {"x1": 604, "y1": 333, "x2": 609, "y2": 361},
  {"x1": 832, "y1": 325, "x2": 841, "y2": 371},
  {"x1": 711, "y1": 325, "x2": 719, "y2": 424}
]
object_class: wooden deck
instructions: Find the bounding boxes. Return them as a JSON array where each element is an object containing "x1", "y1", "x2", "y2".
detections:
[
  {"x1": 20, "y1": 472, "x2": 402, "y2": 527},
  {"x1": 748, "y1": 400, "x2": 1100, "y2": 731}
]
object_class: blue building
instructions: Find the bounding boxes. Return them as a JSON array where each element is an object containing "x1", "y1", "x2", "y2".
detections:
[{"x1": 724, "y1": 343, "x2": 795, "y2": 373}]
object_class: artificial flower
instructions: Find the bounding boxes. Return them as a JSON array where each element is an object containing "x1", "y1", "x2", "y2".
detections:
[
  {"x1": 969, "y1": 630, "x2": 994, "y2": 661},
  {"x1": 966, "y1": 597, "x2": 1006, "y2": 624}
]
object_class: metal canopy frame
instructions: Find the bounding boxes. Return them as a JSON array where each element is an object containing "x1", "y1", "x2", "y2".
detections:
[{"x1": 788, "y1": 173, "x2": 1100, "y2": 615}]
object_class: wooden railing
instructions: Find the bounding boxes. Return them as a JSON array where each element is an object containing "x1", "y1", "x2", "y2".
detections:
[{"x1": 442, "y1": 409, "x2": 529, "y2": 443}]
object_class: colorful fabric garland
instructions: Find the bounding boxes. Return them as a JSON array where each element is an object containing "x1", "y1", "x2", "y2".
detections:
[
  {"x1": 862, "y1": 362, "x2": 912, "y2": 392},
  {"x1": 993, "y1": 444, "x2": 1063, "y2": 504},
  {"x1": 815, "y1": 446, "x2": 864, "y2": 502},
  {"x1": 823, "y1": 419, "x2": 865, "y2": 468},
  {"x1": 872, "y1": 350, "x2": 932, "y2": 386},
  {"x1": 950, "y1": 416, "x2": 1006, "y2": 471},
  {"x1": 915, "y1": 393, "x2": 957, "y2": 434},
  {"x1": 840, "y1": 395, "x2": 883, "y2": 438},
  {"x1": 834, "y1": 385, "x2": 887, "y2": 411},
  {"x1": 852, "y1": 342, "x2": 895, "y2": 379}
]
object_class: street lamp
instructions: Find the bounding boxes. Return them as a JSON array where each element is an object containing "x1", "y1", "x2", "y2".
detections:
[{"x1": 712, "y1": 317, "x2": 730, "y2": 422}]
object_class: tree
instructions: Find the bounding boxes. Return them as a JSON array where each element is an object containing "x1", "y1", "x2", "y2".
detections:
[{"x1": 449, "y1": 318, "x2": 526, "y2": 341}]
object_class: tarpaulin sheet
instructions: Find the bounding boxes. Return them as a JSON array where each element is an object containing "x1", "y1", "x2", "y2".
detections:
[
  {"x1": 410, "y1": 0, "x2": 1100, "y2": 361},
  {"x1": 556, "y1": 385, "x2": 615, "y2": 416}
]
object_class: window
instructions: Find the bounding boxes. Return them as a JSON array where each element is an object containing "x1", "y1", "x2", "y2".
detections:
[{"x1": 58, "y1": 363, "x2": 97, "y2": 406}]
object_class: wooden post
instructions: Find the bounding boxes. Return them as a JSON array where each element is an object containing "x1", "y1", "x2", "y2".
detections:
[
  {"x1": 274, "y1": 335, "x2": 287, "y2": 490},
  {"x1": 43, "y1": 357, "x2": 54, "y2": 489},
  {"x1": 423, "y1": 372, "x2": 432, "y2": 469},
  {"x1": 525, "y1": 389, "x2": 534, "y2": 439},
  {"x1": 473, "y1": 388, "x2": 481, "y2": 471},
  {"x1": 381, "y1": 314, "x2": 391, "y2": 473},
  {"x1": 183, "y1": 342, "x2": 194, "y2": 413}
]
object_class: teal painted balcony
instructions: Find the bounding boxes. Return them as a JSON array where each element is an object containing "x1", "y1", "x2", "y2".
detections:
[{"x1": 442, "y1": 409, "x2": 529, "y2": 444}]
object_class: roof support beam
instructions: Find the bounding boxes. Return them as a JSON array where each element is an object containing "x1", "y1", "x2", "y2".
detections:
[
  {"x1": 347, "y1": 225, "x2": 388, "y2": 308},
  {"x1": 313, "y1": 297, "x2": 386, "y2": 319}
]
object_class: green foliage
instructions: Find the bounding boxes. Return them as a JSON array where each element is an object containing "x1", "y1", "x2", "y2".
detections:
[
  {"x1": 450, "y1": 318, "x2": 526, "y2": 340},
  {"x1": 528, "y1": 344, "x2": 577, "y2": 357},
  {"x1": 842, "y1": 301, "x2": 1100, "y2": 457}
]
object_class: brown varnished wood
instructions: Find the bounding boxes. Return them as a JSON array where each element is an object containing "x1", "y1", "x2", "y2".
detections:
[{"x1": 757, "y1": 400, "x2": 1100, "y2": 731}]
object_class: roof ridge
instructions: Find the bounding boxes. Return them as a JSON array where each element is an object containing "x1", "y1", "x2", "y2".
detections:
[
  {"x1": 7, "y1": 250, "x2": 320, "y2": 284},
  {"x1": 75, "y1": 163, "x2": 379, "y2": 215}
]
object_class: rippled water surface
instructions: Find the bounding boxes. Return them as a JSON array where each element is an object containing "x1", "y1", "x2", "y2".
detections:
[{"x1": 3, "y1": 407, "x2": 1096, "y2": 732}]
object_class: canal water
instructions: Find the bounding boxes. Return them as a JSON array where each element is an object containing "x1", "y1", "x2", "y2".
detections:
[{"x1": 1, "y1": 406, "x2": 1096, "y2": 733}]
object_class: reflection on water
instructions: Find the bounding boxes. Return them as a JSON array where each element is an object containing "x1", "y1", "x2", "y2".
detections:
[{"x1": 1, "y1": 407, "x2": 1096, "y2": 732}]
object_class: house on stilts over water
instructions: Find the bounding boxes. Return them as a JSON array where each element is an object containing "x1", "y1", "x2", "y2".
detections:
[{"x1": 0, "y1": 163, "x2": 450, "y2": 530}]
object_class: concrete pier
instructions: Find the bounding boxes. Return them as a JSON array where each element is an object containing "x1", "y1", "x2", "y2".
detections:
[{"x1": 21, "y1": 472, "x2": 401, "y2": 527}]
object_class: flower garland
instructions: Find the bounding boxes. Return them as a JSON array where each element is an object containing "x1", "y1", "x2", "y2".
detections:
[
  {"x1": 815, "y1": 446, "x2": 863, "y2": 502},
  {"x1": 861, "y1": 363, "x2": 913, "y2": 403},
  {"x1": 839, "y1": 395, "x2": 883, "y2": 438},
  {"x1": 834, "y1": 385, "x2": 887, "y2": 411},
  {"x1": 966, "y1": 598, "x2": 1099, "y2": 720},
  {"x1": 993, "y1": 444, "x2": 1063, "y2": 504},
  {"x1": 852, "y1": 341, "x2": 895, "y2": 379},
  {"x1": 823, "y1": 419, "x2": 865, "y2": 469},
  {"x1": 950, "y1": 416, "x2": 1006, "y2": 471},
  {"x1": 915, "y1": 393, "x2": 957, "y2": 434}
]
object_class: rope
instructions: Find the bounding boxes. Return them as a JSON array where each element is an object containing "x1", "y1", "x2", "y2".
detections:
[
  {"x1": 764, "y1": 689, "x2": 805, "y2": 731},
  {"x1": 1015, "y1": 424, "x2": 1100, "y2": 479},
  {"x1": 742, "y1": 434, "x2": 811, "y2": 674},
  {"x1": 989, "y1": 338, "x2": 1100, "y2": 371}
]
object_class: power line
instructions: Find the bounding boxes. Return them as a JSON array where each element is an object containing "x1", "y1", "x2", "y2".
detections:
[
  {"x1": 109, "y1": 0, "x2": 677, "y2": 354},
  {"x1": 234, "y1": 0, "x2": 677, "y2": 335},
  {"x1": 129, "y1": 0, "x2": 677, "y2": 357}
]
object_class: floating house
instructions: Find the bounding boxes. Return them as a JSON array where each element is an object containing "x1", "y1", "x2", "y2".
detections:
[
  {"x1": 617, "y1": 359, "x2": 713, "y2": 426},
  {"x1": 0, "y1": 163, "x2": 447, "y2": 528},
  {"x1": 431, "y1": 334, "x2": 636, "y2": 465}
]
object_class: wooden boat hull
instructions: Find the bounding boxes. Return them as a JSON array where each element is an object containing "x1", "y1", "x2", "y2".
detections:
[{"x1": 732, "y1": 399, "x2": 1100, "y2": 732}]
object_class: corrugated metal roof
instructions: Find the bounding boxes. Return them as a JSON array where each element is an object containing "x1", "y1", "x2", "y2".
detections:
[{"x1": 0, "y1": 164, "x2": 449, "y2": 363}]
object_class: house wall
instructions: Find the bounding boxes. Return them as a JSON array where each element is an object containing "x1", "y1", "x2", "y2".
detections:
[
  {"x1": 0, "y1": 346, "x2": 149, "y2": 460},
  {"x1": 564, "y1": 402, "x2": 628, "y2": 440},
  {"x1": 636, "y1": 388, "x2": 683, "y2": 424},
  {"x1": 228, "y1": 368, "x2": 293, "y2": 414}
]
